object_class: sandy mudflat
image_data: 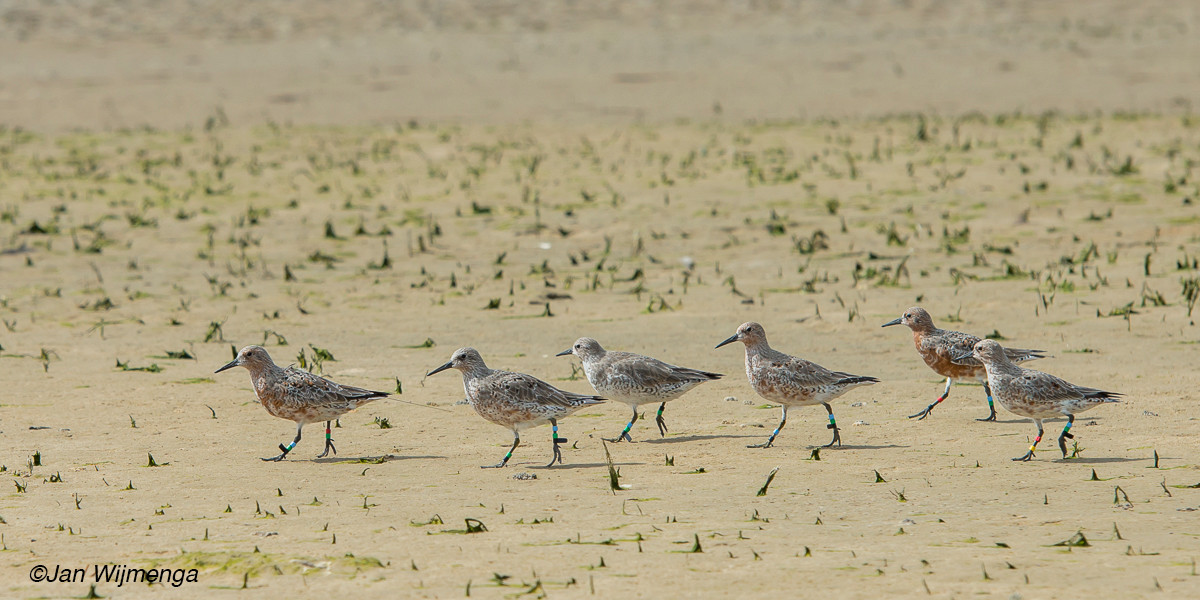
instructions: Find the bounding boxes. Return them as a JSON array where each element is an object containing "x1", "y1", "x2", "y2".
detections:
[
  {"x1": 1, "y1": 2, "x2": 1199, "y2": 599},
  {"x1": 2, "y1": 0, "x2": 1199, "y2": 129}
]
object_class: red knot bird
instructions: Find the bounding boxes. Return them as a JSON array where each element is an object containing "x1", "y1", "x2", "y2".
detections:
[
  {"x1": 556, "y1": 337, "x2": 722, "y2": 442},
  {"x1": 427, "y1": 347, "x2": 604, "y2": 468},
  {"x1": 215, "y1": 345, "x2": 389, "y2": 461},
  {"x1": 956, "y1": 339, "x2": 1121, "y2": 461},
  {"x1": 716, "y1": 322, "x2": 878, "y2": 448},
  {"x1": 883, "y1": 306, "x2": 1046, "y2": 421}
]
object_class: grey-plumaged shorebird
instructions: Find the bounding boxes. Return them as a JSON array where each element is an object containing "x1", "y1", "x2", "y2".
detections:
[
  {"x1": 955, "y1": 339, "x2": 1121, "y2": 461},
  {"x1": 883, "y1": 306, "x2": 1046, "y2": 421},
  {"x1": 427, "y1": 347, "x2": 604, "y2": 468},
  {"x1": 556, "y1": 337, "x2": 722, "y2": 442},
  {"x1": 215, "y1": 346, "x2": 389, "y2": 461},
  {"x1": 716, "y1": 322, "x2": 878, "y2": 448}
]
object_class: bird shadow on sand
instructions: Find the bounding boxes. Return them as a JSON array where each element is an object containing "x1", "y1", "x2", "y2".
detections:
[
  {"x1": 540, "y1": 461, "x2": 641, "y2": 471},
  {"x1": 973, "y1": 418, "x2": 1033, "y2": 425},
  {"x1": 1052, "y1": 456, "x2": 1149, "y2": 464},
  {"x1": 910, "y1": 415, "x2": 1027, "y2": 424},
  {"x1": 637, "y1": 433, "x2": 763, "y2": 444},
  {"x1": 810, "y1": 444, "x2": 909, "y2": 451},
  {"x1": 314, "y1": 454, "x2": 443, "y2": 464}
]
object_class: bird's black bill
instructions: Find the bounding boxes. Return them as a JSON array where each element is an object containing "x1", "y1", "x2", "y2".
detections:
[
  {"x1": 950, "y1": 351, "x2": 973, "y2": 362},
  {"x1": 214, "y1": 359, "x2": 239, "y2": 374},
  {"x1": 714, "y1": 334, "x2": 739, "y2": 349},
  {"x1": 427, "y1": 361, "x2": 454, "y2": 376},
  {"x1": 555, "y1": 348, "x2": 573, "y2": 357},
  {"x1": 881, "y1": 317, "x2": 902, "y2": 328}
]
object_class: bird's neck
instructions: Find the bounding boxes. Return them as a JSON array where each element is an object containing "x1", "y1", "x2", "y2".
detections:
[
  {"x1": 911, "y1": 322, "x2": 937, "y2": 335},
  {"x1": 579, "y1": 356, "x2": 601, "y2": 379},
  {"x1": 744, "y1": 341, "x2": 774, "y2": 362},
  {"x1": 248, "y1": 363, "x2": 284, "y2": 394},
  {"x1": 462, "y1": 365, "x2": 492, "y2": 380},
  {"x1": 986, "y1": 358, "x2": 1021, "y2": 375}
]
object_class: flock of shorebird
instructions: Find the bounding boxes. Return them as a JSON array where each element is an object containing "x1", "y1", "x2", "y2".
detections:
[{"x1": 215, "y1": 306, "x2": 1120, "y2": 467}]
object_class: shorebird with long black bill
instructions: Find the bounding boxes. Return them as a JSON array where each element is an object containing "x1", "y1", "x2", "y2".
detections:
[
  {"x1": 955, "y1": 339, "x2": 1121, "y2": 461},
  {"x1": 215, "y1": 345, "x2": 388, "y2": 461},
  {"x1": 428, "y1": 347, "x2": 604, "y2": 468},
  {"x1": 883, "y1": 307, "x2": 1046, "y2": 421},
  {"x1": 716, "y1": 322, "x2": 877, "y2": 449},
  {"x1": 556, "y1": 337, "x2": 721, "y2": 442}
]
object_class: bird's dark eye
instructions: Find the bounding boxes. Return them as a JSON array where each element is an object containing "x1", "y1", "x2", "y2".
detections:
[{"x1": 575, "y1": 344, "x2": 581, "y2": 349}]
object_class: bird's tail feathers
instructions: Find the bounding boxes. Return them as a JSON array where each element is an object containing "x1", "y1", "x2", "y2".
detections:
[
  {"x1": 1008, "y1": 348, "x2": 1049, "y2": 362},
  {"x1": 836, "y1": 375, "x2": 880, "y2": 386},
  {"x1": 675, "y1": 367, "x2": 723, "y2": 381}
]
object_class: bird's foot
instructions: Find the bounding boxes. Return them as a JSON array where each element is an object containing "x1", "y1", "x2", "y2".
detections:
[
  {"x1": 1012, "y1": 451, "x2": 1035, "y2": 462},
  {"x1": 908, "y1": 404, "x2": 937, "y2": 420},
  {"x1": 262, "y1": 444, "x2": 291, "y2": 462},
  {"x1": 1057, "y1": 432, "x2": 1075, "y2": 458},
  {"x1": 823, "y1": 428, "x2": 842, "y2": 448},
  {"x1": 546, "y1": 440, "x2": 564, "y2": 467},
  {"x1": 316, "y1": 439, "x2": 337, "y2": 459},
  {"x1": 603, "y1": 431, "x2": 632, "y2": 443}
]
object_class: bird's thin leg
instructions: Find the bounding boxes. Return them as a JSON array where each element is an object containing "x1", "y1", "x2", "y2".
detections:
[
  {"x1": 1057, "y1": 414, "x2": 1076, "y2": 458},
  {"x1": 823, "y1": 402, "x2": 842, "y2": 447},
  {"x1": 655, "y1": 402, "x2": 668, "y2": 437},
  {"x1": 977, "y1": 380, "x2": 998, "y2": 422},
  {"x1": 749, "y1": 406, "x2": 787, "y2": 449},
  {"x1": 909, "y1": 377, "x2": 952, "y2": 420},
  {"x1": 1014, "y1": 419, "x2": 1044, "y2": 462},
  {"x1": 316, "y1": 421, "x2": 337, "y2": 458},
  {"x1": 484, "y1": 430, "x2": 519, "y2": 469},
  {"x1": 264, "y1": 423, "x2": 302, "y2": 462},
  {"x1": 606, "y1": 407, "x2": 638, "y2": 443},
  {"x1": 546, "y1": 418, "x2": 566, "y2": 467}
]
